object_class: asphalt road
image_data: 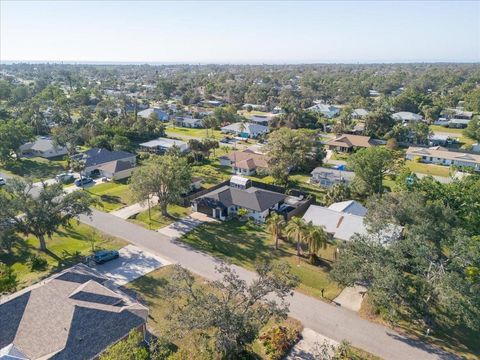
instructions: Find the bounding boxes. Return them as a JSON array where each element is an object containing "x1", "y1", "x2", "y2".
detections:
[{"x1": 79, "y1": 208, "x2": 459, "y2": 360}]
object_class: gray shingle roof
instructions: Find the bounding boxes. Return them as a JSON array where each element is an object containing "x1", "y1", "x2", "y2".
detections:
[
  {"x1": 79, "y1": 148, "x2": 135, "y2": 168},
  {"x1": 0, "y1": 264, "x2": 148, "y2": 360},
  {"x1": 195, "y1": 185, "x2": 286, "y2": 212}
]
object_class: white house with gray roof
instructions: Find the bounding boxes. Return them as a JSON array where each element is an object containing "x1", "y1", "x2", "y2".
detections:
[
  {"x1": 19, "y1": 136, "x2": 68, "y2": 159},
  {"x1": 139, "y1": 137, "x2": 188, "y2": 154},
  {"x1": 392, "y1": 111, "x2": 423, "y2": 123},
  {"x1": 191, "y1": 176, "x2": 286, "y2": 222},
  {"x1": 73, "y1": 148, "x2": 137, "y2": 179},
  {"x1": 221, "y1": 122, "x2": 269, "y2": 138}
]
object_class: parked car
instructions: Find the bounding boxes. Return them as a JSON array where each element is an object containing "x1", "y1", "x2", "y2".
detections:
[
  {"x1": 93, "y1": 250, "x2": 119, "y2": 264},
  {"x1": 55, "y1": 172, "x2": 74, "y2": 184},
  {"x1": 0, "y1": 177, "x2": 6, "y2": 186},
  {"x1": 74, "y1": 177, "x2": 94, "y2": 187}
]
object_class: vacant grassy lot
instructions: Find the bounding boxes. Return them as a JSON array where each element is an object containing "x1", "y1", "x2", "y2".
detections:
[
  {"x1": 0, "y1": 156, "x2": 67, "y2": 181},
  {"x1": 179, "y1": 220, "x2": 343, "y2": 301},
  {"x1": 166, "y1": 125, "x2": 223, "y2": 140},
  {"x1": 128, "y1": 204, "x2": 191, "y2": 230},
  {"x1": 86, "y1": 181, "x2": 133, "y2": 212},
  {"x1": 125, "y1": 265, "x2": 303, "y2": 359},
  {"x1": 406, "y1": 160, "x2": 451, "y2": 177},
  {"x1": 0, "y1": 222, "x2": 127, "y2": 291}
]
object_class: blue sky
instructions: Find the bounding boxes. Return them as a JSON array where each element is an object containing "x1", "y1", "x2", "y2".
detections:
[{"x1": 1, "y1": 1, "x2": 479, "y2": 63}]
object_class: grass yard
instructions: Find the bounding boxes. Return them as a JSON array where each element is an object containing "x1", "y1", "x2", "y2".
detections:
[
  {"x1": 0, "y1": 156, "x2": 67, "y2": 181},
  {"x1": 192, "y1": 161, "x2": 232, "y2": 188},
  {"x1": 429, "y1": 125, "x2": 475, "y2": 148},
  {"x1": 0, "y1": 222, "x2": 127, "y2": 292},
  {"x1": 125, "y1": 265, "x2": 304, "y2": 359},
  {"x1": 128, "y1": 204, "x2": 191, "y2": 230},
  {"x1": 179, "y1": 220, "x2": 343, "y2": 301},
  {"x1": 166, "y1": 124, "x2": 223, "y2": 140},
  {"x1": 86, "y1": 181, "x2": 134, "y2": 212},
  {"x1": 406, "y1": 160, "x2": 451, "y2": 177},
  {"x1": 359, "y1": 296, "x2": 479, "y2": 359}
]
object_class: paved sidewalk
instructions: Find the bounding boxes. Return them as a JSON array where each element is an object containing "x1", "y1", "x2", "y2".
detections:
[{"x1": 79, "y1": 208, "x2": 459, "y2": 360}]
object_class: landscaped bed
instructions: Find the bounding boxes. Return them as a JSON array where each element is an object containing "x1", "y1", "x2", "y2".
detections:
[{"x1": 179, "y1": 219, "x2": 343, "y2": 301}]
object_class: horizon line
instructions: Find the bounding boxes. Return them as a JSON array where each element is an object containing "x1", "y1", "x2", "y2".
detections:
[{"x1": 1, "y1": 59, "x2": 479, "y2": 66}]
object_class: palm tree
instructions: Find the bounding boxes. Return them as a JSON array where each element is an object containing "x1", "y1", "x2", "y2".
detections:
[
  {"x1": 266, "y1": 212, "x2": 285, "y2": 250},
  {"x1": 285, "y1": 217, "x2": 308, "y2": 256},
  {"x1": 304, "y1": 222, "x2": 329, "y2": 264}
]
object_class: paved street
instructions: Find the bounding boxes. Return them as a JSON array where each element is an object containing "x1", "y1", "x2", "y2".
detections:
[{"x1": 79, "y1": 208, "x2": 458, "y2": 360}]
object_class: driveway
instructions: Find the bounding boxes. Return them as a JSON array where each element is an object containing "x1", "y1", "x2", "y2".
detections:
[
  {"x1": 333, "y1": 285, "x2": 367, "y2": 312},
  {"x1": 157, "y1": 212, "x2": 217, "y2": 239},
  {"x1": 287, "y1": 328, "x2": 338, "y2": 360},
  {"x1": 90, "y1": 245, "x2": 171, "y2": 286}
]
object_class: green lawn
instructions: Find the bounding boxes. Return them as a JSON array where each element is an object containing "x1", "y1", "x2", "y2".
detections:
[
  {"x1": 86, "y1": 181, "x2": 134, "y2": 212},
  {"x1": 166, "y1": 124, "x2": 223, "y2": 140},
  {"x1": 429, "y1": 125, "x2": 475, "y2": 148},
  {"x1": 191, "y1": 161, "x2": 232, "y2": 188},
  {"x1": 125, "y1": 265, "x2": 304, "y2": 359},
  {"x1": 128, "y1": 204, "x2": 191, "y2": 230},
  {"x1": 406, "y1": 160, "x2": 451, "y2": 177},
  {"x1": 179, "y1": 220, "x2": 343, "y2": 301},
  {"x1": 0, "y1": 222, "x2": 127, "y2": 292},
  {"x1": 0, "y1": 156, "x2": 67, "y2": 181}
]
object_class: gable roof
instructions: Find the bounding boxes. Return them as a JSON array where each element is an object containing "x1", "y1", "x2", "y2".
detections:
[
  {"x1": 310, "y1": 167, "x2": 355, "y2": 181},
  {"x1": 79, "y1": 148, "x2": 135, "y2": 168},
  {"x1": 221, "y1": 122, "x2": 269, "y2": 135},
  {"x1": 0, "y1": 264, "x2": 147, "y2": 360},
  {"x1": 20, "y1": 137, "x2": 67, "y2": 153},
  {"x1": 195, "y1": 185, "x2": 286, "y2": 212},
  {"x1": 328, "y1": 200, "x2": 367, "y2": 216},
  {"x1": 392, "y1": 112, "x2": 423, "y2": 121},
  {"x1": 97, "y1": 160, "x2": 135, "y2": 174},
  {"x1": 326, "y1": 134, "x2": 372, "y2": 148},
  {"x1": 221, "y1": 150, "x2": 269, "y2": 170},
  {"x1": 406, "y1": 146, "x2": 480, "y2": 164},
  {"x1": 139, "y1": 137, "x2": 187, "y2": 150}
]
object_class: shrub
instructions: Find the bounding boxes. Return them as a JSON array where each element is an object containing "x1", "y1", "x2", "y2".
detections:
[
  {"x1": 260, "y1": 325, "x2": 301, "y2": 360},
  {"x1": 29, "y1": 254, "x2": 48, "y2": 271},
  {"x1": 0, "y1": 263, "x2": 17, "y2": 294}
]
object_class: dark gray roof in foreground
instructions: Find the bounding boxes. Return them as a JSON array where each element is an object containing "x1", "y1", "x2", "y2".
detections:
[
  {"x1": 79, "y1": 148, "x2": 135, "y2": 167},
  {"x1": 0, "y1": 264, "x2": 148, "y2": 360},
  {"x1": 195, "y1": 185, "x2": 286, "y2": 212}
]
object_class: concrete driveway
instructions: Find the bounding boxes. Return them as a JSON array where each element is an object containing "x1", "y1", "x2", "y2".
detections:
[
  {"x1": 91, "y1": 245, "x2": 171, "y2": 286},
  {"x1": 157, "y1": 212, "x2": 217, "y2": 239}
]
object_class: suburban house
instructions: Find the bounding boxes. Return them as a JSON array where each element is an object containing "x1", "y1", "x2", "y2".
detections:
[
  {"x1": 310, "y1": 166, "x2": 355, "y2": 188},
  {"x1": 139, "y1": 137, "x2": 189, "y2": 154},
  {"x1": 242, "y1": 103, "x2": 267, "y2": 111},
  {"x1": 0, "y1": 264, "x2": 148, "y2": 360},
  {"x1": 392, "y1": 111, "x2": 423, "y2": 123},
  {"x1": 219, "y1": 150, "x2": 269, "y2": 175},
  {"x1": 328, "y1": 200, "x2": 367, "y2": 216},
  {"x1": 19, "y1": 136, "x2": 68, "y2": 159},
  {"x1": 306, "y1": 104, "x2": 340, "y2": 118},
  {"x1": 303, "y1": 203, "x2": 400, "y2": 243},
  {"x1": 351, "y1": 108, "x2": 369, "y2": 119},
  {"x1": 74, "y1": 148, "x2": 137, "y2": 180},
  {"x1": 406, "y1": 146, "x2": 480, "y2": 171},
  {"x1": 221, "y1": 122, "x2": 269, "y2": 138},
  {"x1": 191, "y1": 176, "x2": 287, "y2": 222},
  {"x1": 326, "y1": 134, "x2": 373, "y2": 152},
  {"x1": 434, "y1": 108, "x2": 474, "y2": 128},
  {"x1": 247, "y1": 114, "x2": 273, "y2": 126},
  {"x1": 175, "y1": 117, "x2": 204, "y2": 128},
  {"x1": 137, "y1": 107, "x2": 169, "y2": 121}
]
